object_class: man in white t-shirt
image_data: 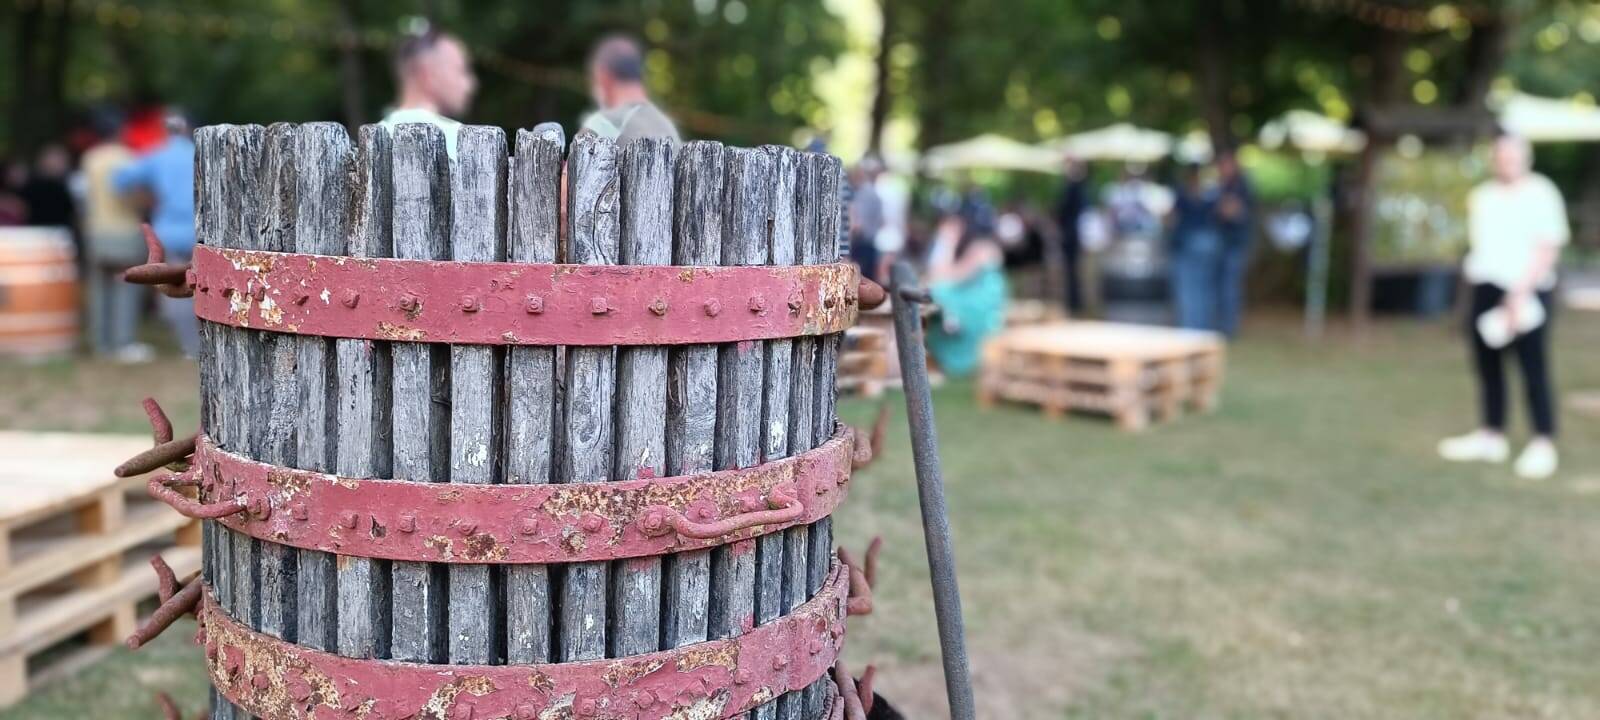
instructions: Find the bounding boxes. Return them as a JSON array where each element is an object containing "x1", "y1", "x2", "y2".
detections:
[
  {"x1": 382, "y1": 26, "x2": 477, "y2": 158},
  {"x1": 1438, "y1": 134, "x2": 1567, "y2": 479}
]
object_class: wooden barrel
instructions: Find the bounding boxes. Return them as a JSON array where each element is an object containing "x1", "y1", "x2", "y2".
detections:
[
  {"x1": 0, "y1": 227, "x2": 78, "y2": 357},
  {"x1": 190, "y1": 123, "x2": 850, "y2": 720}
]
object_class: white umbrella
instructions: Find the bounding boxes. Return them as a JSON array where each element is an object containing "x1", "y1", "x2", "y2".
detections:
[
  {"x1": 1258, "y1": 110, "x2": 1367, "y2": 154},
  {"x1": 1054, "y1": 123, "x2": 1173, "y2": 163},
  {"x1": 922, "y1": 133, "x2": 1060, "y2": 174},
  {"x1": 1497, "y1": 92, "x2": 1600, "y2": 143}
]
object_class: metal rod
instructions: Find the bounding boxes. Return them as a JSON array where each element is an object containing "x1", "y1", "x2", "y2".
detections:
[{"x1": 886, "y1": 259, "x2": 976, "y2": 720}]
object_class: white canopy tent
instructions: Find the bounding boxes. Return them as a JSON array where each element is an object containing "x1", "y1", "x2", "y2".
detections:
[
  {"x1": 1259, "y1": 110, "x2": 1367, "y2": 154},
  {"x1": 921, "y1": 133, "x2": 1060, "y2": 174},
  {"x1": 1054, "y1": 123, "x2": 1173, "y2": 163},
  {"x1": 1497, "y1": 92, "x2": 1600, "y2": 143}
]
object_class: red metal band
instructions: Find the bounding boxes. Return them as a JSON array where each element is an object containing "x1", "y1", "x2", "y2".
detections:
[
  {"x1": 195, "y1": 428, "x2": 854, "y2": 564},
  {"x1": 190, "y1": 245, "x2": 860, "y2": 346},
  {"x1": 202, "y1": 562, "x2": 849, "y2": 719}
]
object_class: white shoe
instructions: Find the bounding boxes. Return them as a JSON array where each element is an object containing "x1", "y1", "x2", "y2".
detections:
[
  {"x1": 1514, "y1": 440, "x2": 1558, "y2": 480},
  {"x1": 1438, "y1": 430, "x2": 1509, "y2": 463},
  {"x1": 112, "y1": 342, "x2": 155, "y2": 364}
]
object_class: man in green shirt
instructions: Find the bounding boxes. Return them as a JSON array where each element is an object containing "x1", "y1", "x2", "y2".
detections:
[{"x1": 581, "y1": 35, "x2": 681, "y2": 146}]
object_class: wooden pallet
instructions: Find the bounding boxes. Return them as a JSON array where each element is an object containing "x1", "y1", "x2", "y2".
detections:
[
  {"x1": 1005, "y1": 298, "x2": 1070, "y2": 327},
  {"x1": 0, "y1": 432, "x2": 202, "y2": 708},
  {"x1": 978, "y1": 321, "x2": 1226, "y2": 431},
  {"x1": 838, "y1": 325, "x2": 892, "y2": 397}
]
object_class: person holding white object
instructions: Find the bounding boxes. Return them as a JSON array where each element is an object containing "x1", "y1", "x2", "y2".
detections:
[{"x1": 1438, "y1": 133, "x2": 1567, "y2": 479}]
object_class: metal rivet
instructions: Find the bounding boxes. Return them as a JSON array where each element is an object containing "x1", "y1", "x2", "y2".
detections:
[
  {"x1": 251, "y1": 286, "x2": 267, "y2": 302},
  {"x1": 341, "y1": 511, "x2": 359, "y2": 529},
  {"x1": 342, "y1": 290, "x2": 360, "y2": 308},
  {"x1": 294, "y1": 291, "x2": 310, "y2": 305},
  {"x1": 735, "y1": 669, "x2": 754, "y2": 685},
  {"x1": 575, "y1": 698, "x2": 598, "y2": 717},
  {"x1": 703, "y1": 299, "x2": 721, "y2": 317},
  {"x1": 824, "y1": 296, "x2": 838, "y2": 309},
  {"x1": 221, "y1": 286, "x2": 235, "y2": 299},
  {"x1": 290, "y1": 684, "x2": 312, "y2": 702},
  {"x1": 772, "y1": 655, "x2": 788, "y2": 670},
  {"x1": 649, "y1": 297, "x2": 668, "y2": 316},
  {"x1": 458, "y1": 521, "x2": 477, "y2": 536},
  {"x1": 399, "y1": 293, "x2": 421, "y2": 312},
  {"x1": 460, "y1": 295, "x2": 480, "y2": 312},
  {"x1": 397, "y1": 514, "x2": 417, "y2": 533},
  {"x1": 809, "y1": 639, "x2": 824, "y2": 655},
  {"x1": 590, "y1": 297, "x2": 609, "y2": 315},
  {"x1": 581, "y1": 515, "x2": 604, "y2": 533},
  {"x1": 514, "y1": 705, "x2": 538, "y2": 720},
  {"x1": 292, "y1": 503, "x2": 309, "y2": 521},
  {"x1": 741, "y1": 496, "x2": 763, "y2": 512},
  {"x1": 451, "y1": 704, "x2": 475, "y2": 720},
  {"x1": 788, "y1": 292, "x2": 803, "y2": 313},
  {"x1": 519, "y1": 517, "x2": 540, "y2": 535},
  {"x1": 524, "y1": 295, "x2": 544, "y2": 314},
  {"x1": 634, "y1": 691, "x2": 656, "y2": 709},
  {"x1": 693, "y1": 505, "x2": 715, "y2": 521},
  {"x1": 252, "y1": 673, "x2": 270, "y2": 689},
  {"x1": 748, "y1": 295, "x2": 767, "y2": 314},
  {"x1": 248, "y1": 497, "x2": 271, "y2": 521}
]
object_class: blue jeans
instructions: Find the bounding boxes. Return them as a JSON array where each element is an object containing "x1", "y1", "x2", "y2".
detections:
[
  {"x1": 160, "y1": 251, "x2": 200, "y2": 356},
  {"x1": 1171, "y1": 230, "x2": 1222, "y2": 331},
  {"x1": 1218, "y1": 239, "x2": 1250, "y2": 337}
]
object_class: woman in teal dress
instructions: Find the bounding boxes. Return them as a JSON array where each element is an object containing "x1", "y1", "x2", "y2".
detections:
[{"x1": 925, "y1": 212, "x2": 1009, "y2": 376}]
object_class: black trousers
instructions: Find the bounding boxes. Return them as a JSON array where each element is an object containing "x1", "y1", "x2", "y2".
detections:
[{"x1": 1468, "y1": 283, "x2": 1556, "y2": 437}]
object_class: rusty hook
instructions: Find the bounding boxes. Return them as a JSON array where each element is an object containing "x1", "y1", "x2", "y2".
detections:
[
  {"x1": 851, "y1": 402, "x2": 891, "y2": 471},
  {"x1": 126, "y1": 575, "x2": 202, "y2": 650},
  {"x1": 116, "y1": 431, "x2": 198, "y2": 478},
  {"x1": 838, "y1": 536, "x2": 880, "y2": 616},
  {"x1": 833, "y1": 663, "x2": 870, "y2": 720},
  {"x1": 858, "y1": 277, "x2": 888, "y2": 310},
  {"x1": 638, "y1": 483, "x2": 804, "y2": 540},
  {"x1": 142, "y1": 397, "x2": 174, "y2": 445},
  {"x1": 150, "y1": 555, "x2": 182, "y2": 603},
  {"x1": 147, "y1": 470, "x2": 246, "y2": 520},
  {"x1": 123, "y1": 224, "x2": 194, "y2": 298},
  {"x1": 858, "y1": 664, "x2": 878, "y2": 714}
]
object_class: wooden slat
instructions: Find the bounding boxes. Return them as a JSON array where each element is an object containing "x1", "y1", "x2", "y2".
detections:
[
  {"x1": 804, "y1": 151, "x2": 844, "y2": 716},
  {"x1": 559, "y1": 131, "x2": 620, "y2": 663},
  {"x1": 612, "y1": 137, "x2": 674, "y2": 659},
  {"x1": 448, "y1": 126, "x2": 508, "y2": 665},
  {"x1": 0, "y1": 502, "x2": 192, "y2": 597},
  {"x1": 335, "y1": 124, "x2": 394, "y2": 660},
  {"x1": 255, "y1": 122, "x2": 300, "y2": 645},
  {"x1": 390, "y1": 122, "x2": 450, "y2": 664},
  {"x1": 0, "y1": 547, "x2": 201, "y2": 658},
  {"x1": 662, "y1": 141, "x2": 724, "y2": 654},
  {"x1": 504, "y1": 123, "x2": 564, "y2": 665}
]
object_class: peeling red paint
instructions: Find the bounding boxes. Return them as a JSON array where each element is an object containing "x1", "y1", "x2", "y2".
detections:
[
  {"x1": 203, "y1": 563, "x2": 849, "y2": 719},
  {"x1": 197, "y1": 428, "x2": 854, "y2": 564},
  {"x1": 191, "y1": 246, "x2": 860, "y2": 346}
]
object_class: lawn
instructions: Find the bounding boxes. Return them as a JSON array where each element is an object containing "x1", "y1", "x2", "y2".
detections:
[{"x1": 4, "y1": 312, "x2": 1599, "y2": 719}]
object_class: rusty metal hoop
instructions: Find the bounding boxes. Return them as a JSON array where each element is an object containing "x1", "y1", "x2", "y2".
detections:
[
  {"x1": 190, "y1": 246, "x2": 861, "y2": 346},
  {"x1": 202, "y1": 562, "x2": 850, "y2": 719},
  {"x1": 181, "y1": 428, "x2": 856, "y2": 564}
]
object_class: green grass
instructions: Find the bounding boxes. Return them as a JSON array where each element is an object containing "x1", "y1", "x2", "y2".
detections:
[{"x1": 4, "y1": 314, "x2": 1598, "y2": 719}]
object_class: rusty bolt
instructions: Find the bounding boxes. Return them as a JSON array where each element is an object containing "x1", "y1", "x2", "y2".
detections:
[
  {"x1": 693, "y1": 505, "x2": 715, "y2": 521},
  {"x1": 788, "y1": 292, "x2": 803, "y2": 314},
  {"x1": 748, "y1": 295, "x2": 767, "y2": 314},
  {"x1": 634, "y1": 691, "x2": 656, "y2": 709},
  {"x1": 590, "y1": 297, "x2": 610, "y2": 315},
  {"x1": 638, "y1": 508, "x2": 669, "y2": 536},
  {"x1": 740, "y1": 496, "x2": 763, "y2": 512},
  {"x1": 221, "y1": 286, "x2": 235, "y2": 299},
  {"x1": 451, "y1": 704, "x2": 475, "y2": 720},
  {"x1": 290, "y1": 683, "x2": 312, "y2": 703},
  {"x1": 772, "y1": 655, "x2": 789, "y2": 670},
  {"x1": 815, "y1": 483, "x2": 829, "y2": 496},
  {"x1": 581, "y1": 515, "x2": 604, "y2": 533},
  {"x1": 824, "y1": 296, "x2": 838, "y2": 309},
  {"x1": 518, "y1": 517, "x2": 540, "y2": 535},
  {"x1": 524, "y1": 294, "x2": 544, "y2": 314},
  {"x1": 294, "y1": 291, "x2": 310, "y2": 305},
  {"x1": 397, "y1": 514, "x2": 417, "y2": 533},
  {"x1": 342, "y1": 290, "x2": 360, "y2": 308},
  {"x1": 809, "y1": 639, "x2": 824, "y2": 655},
  {"x1": 292, "y1": 503, "x2": 309, "y2": 521},
  {"x1": 513, "y1": 705, "x2": 537, "y2": 720},
  {"x1": 460, "y1": 295, "x2": 481, "y2": 313},
  {"x1": 458, "y1": 521, "x2": 477, "y2": 536},
  {"x1": 703, "y1": 298, "x2": 721, "y2": 317},
  {"x1": 399, "y1": 293, "x2": 421, "y2": 313},
  {"x1": 735, "y1": 669, "x2": 754, "y2": 685},
  {"x1": 575, "y1": 698, "x2": 598, "y2": 717},
  {"x1": 247, "y1": 497, "x2": 272, "y2": 521},
  {"x1": 340, "y1": 511, "x2": 359, "y2": 529},
  {"x1": 649, "y1": 297, "x2": 668, "y2": 316},
  {"x1": 251, "y1": 286, "x2": 267, "y2": 302},
  {"x1": 252, "y1": 673, "x2": 270, "y2": 690}
]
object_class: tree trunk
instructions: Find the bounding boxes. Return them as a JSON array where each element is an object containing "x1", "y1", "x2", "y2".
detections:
[
  {"x1": 1347, "y1": 28, "x2": 1407, "y2": 330},
  {"x1": 337, "y1": 0, "x2": 367, "y2": 132},
  {"x1": 1195, "y1": 5, "x2": 1234, "y2": 151},
  {"x1": 866, "y1": 0, "x2": 894, "y2": 154},
  {"x1": 915, "y1": 2, "x2": 953, "y2": 152}
]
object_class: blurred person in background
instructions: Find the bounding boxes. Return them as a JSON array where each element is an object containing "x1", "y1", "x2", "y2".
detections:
[
  {"x1": 925, "y1": 211, "x2": 1008, "y2": 377},
  {"x1": 873, "y1": 156, "x2": 909, "y2": 282},
  {"x1": 847, "y1": 158, "x2": 884, "y2": 282},
  {"x1": 382, "y1": 23, "x2": 477, "y2": 158},
  {"x1": 1438, "y1": 133, "x2": 1567, "y2": 480},
  {"x1": 0, "y1": 159, "x2": 26, "y2": 225},
  {"x1": 582, "y1": 34, "x2": 681, "y2": 145},
  {"x1": 19, "y1": 146, "x2": 78, "y2": 265},
  {"x1": 1168, "y1": 163, "x2": 1222, "y2": 331},
  {"x1": 1213, "y1": 148, "x2": 1254, "y2": 336},
  {"x1": 1055, "y1": 156, "x2": 1091, "y2": 315},
  {"x1": 115, "y1": 112, "x2": 197, "y2": 357},
  {"x1": 80, "y1": 109, "x2": 153, "y2": 362}
]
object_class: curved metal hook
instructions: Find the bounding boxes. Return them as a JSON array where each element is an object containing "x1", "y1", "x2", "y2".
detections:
[
  {"x1": 637, "y1": 483, "x2": 804, "y2": 540},
  {"x1": 147, "y1": 470, "x2": 247, "y2": 520}
]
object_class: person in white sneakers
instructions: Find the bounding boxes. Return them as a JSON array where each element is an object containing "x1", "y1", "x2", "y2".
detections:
[{"x1": 1438, "y1": 133, "x2": 1566, "y2": 479}]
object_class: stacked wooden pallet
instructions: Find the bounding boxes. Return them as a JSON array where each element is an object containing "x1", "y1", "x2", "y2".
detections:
[
  {"x1": 0, "y1": 432, "x2": 201, "y2": 708},
  {"x1": 838, "y1": 325, "x2": 892, "y2": 397},
  {"x1": 978, "y1": 321, "x2": 1226, "y2": 431}
]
